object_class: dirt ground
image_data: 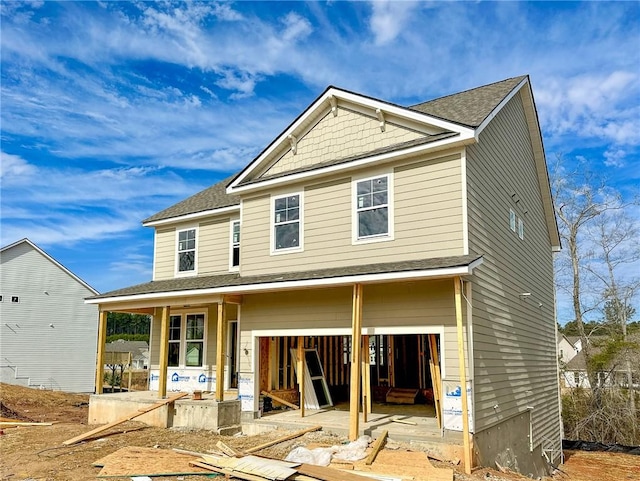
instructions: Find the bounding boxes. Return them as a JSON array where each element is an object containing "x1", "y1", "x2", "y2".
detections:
[{"x1": 1, "y1": 383, "x2": 639, "y2": 481}]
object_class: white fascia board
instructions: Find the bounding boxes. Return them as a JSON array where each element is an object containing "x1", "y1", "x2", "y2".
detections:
[
  {"x1": 86, "y1": 257, "x2": 483, "y2": 305},
  {"x1": 142, "y1": 205, "x2": 240, "y2": 227},
  {"x1": 228, "y1": 132, "x2": 475, "y2": 195},
  {"x1": 228, "y1": 87, "x2": 476, "y2": 193},
  {"x1": 475, "y1": 77, "x2": 528, "y2": 139}
]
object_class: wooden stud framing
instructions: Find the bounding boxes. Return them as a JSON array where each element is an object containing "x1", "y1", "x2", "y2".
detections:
[
  {"x1": 158, "y1": 306, "x2": 170, "y2": 399},
  {"x1": 297, "y1": 336, "x2": 305, "y2": 417},
  {"x1": 349, "y1": 283, "x2": 363, "y2": 440},
  {"x1": 95, "y1": 310, "x2": 107, "y2": 394},
  {"x1": 428, "y1": 334, "x2": 443, "y2": 429},
  {"x1": 455, "y1": 276, "x2": 472, "y2": 474},
  {"x1": 216, "y1": 301, "x2": 226, "y2": 401},
  {"x1": 362, "y1": 334, "x2": 371, "y2": 422}
]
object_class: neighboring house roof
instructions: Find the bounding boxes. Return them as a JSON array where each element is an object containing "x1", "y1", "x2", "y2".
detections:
[
  {"x1": 565, "y1": 351, "x2": 588, "y2": 371},
  {"x1": 0, "y1": 238, "x2": 99, "y2": 295},
  {"x1": 105, "y1": 340, "x2": 149, "y2": 354},
  {"x1": 89, "y1": 254, "x2": 482, "y2": 301},
  {"x1": 410, "y1": 76, "x2": 527, "y2": 128},
  {"x1": 566, "y1": 336, "x2": 581, "y2": 346}
]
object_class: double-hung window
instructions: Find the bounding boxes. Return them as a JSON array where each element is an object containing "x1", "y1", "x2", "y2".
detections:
[
  {"x1": 272, "y1": 193, "x2": 302, "y2": 252},
  {"x1": 230, "y1": 220, "x2": 240, "y2": 270},
  {"x1": 185, "y1": 314, "x2": 205, "y2": 367},
  {"x1": 167, "y1": 313, "x2": 206, "y2": 367},
  {"x1": 354, "y1": 174, "x2": 392, "y2": 241},
  {"x1": 168, "y1": 315, "x2": 181, "y2": 367},
  {"x1": 177, "y1": 228, "x2": 197, "y2": 274}
]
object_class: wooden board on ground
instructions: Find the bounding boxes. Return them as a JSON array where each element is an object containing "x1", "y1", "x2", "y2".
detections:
[
  {"x1": 385, "y1": 388, "x2": 419, "y2": 404},
  {"x1": 298, "y1": 463, "x2": 375, "y2": 481},
  {"x1": 355, "y1": 450, "x2": 453, "y2": 481},
  {"x1": 93, "y1": 446, "x2": 210, "y2": 477},
  {"x1": 200, "y1": 454, "x2": 298, "y2": 480}
]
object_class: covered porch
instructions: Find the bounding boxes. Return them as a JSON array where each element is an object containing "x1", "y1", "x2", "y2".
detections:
[{"x1": 87, "y1": 256, "x2": 480, "y2": 473}]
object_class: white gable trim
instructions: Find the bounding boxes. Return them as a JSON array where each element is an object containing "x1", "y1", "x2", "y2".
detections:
[
  {"x1": 228, "y1": 133, "x2": 471, "y2": 195},
  {"x1": 475, "y1": 77, "x2": 529, "y2": 139},
  {"x1": 143, "y1": 205, "x2": 240, "y2": 227},
  {"x1": 87, "y1": 257, "x2": 483, "y2": 305},
  {"x1": 228, "y1": 87, "x2": 476, "y2": 194},
  {"x1": 1, "y1": 238, "x2": 99, "y2": 295}
]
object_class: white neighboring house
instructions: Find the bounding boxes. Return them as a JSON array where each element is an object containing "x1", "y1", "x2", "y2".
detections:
[{"x1": 0, "y1": 238, "x2": 99, "y2": 392}]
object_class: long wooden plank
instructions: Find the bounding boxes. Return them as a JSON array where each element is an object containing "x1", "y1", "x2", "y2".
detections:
[
  {"x1": 297, "y1": 336, "x2": 305, "y2": 417},
  {"x1": 298, "y1": 463, "x2": 373, "y2": 481},
  {"x1": 261, "y1": 390, "x2": 299, "y2": 410},
  {"x1": 62, "y1": 392, "x2": 188, "y2": 445},
  {"x1": 454, "y1": 276, "x2": 472, "y2": 474},
  {"x1": 216, "y1": 301, "x2": 226, "y2": 401},
  {"x1": 158, "y1": 306, "x2": 170, "y2": 399},
  {"x1": 429, "y1": 334, "x2": 443, "y2": 430},
  {"x1": 365, "y1": 430, "x2": 387, "y2": 465},
  {"x1": 244, "y1": 425, "x2": 322, "y2": 454},
  {"x1": 95, "y1": 311, "x2": 107, "y2": 394}
]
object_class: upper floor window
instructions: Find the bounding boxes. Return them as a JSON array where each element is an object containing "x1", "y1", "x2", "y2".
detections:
[
  {"x1": 230, "y1": 220, "x2": 241, "y2": 269},
  {"x1": 354, "y1": 174, "x2": 393, "y2": 241},
  {"x1": 272, "y1": 193, "x2": 303, "y2": 252},
  {"x1": 176, "y1": 228, "x2": 197, "y2": 274},
  {"x1": 518, "y1": 218, "x2": 525, "y2": 240},
  {"x1": 509, "y1": 209, "x2": 516, "y2": 232}
]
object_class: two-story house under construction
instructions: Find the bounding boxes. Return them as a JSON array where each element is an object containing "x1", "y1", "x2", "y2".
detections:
[{"x1": 87, "y1": 76, "x2": 562, "y2": 476}]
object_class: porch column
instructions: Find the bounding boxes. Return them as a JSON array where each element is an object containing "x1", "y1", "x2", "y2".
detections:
[
  {"x1": 95, "y1": 310, "x2": 107, "y2": 394},
  {"x1": 158, "y1": 306, "x2": 170, "y2": 399},
  {"x1": 215, "y1": 301, "x2": 226, "y2": 402},
  {"x1": 297, "y1": 336, "x2": 305, "y2": 417},
  {"x1": 349, "y1": 283, "x2": 363, "y2": 440},
  {"x1": 454, "y1": 276, "x2": 472, "y2": 474}
]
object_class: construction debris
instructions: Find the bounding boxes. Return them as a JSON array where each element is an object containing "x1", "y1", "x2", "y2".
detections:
[
  {"x1": 365, "y1": 430, "x2": 388, "y2": 465},
  {"x1": 244, "y1": 425, "x2": 322, "y2": 454},
  {"x1": 92, "y1": 446, "x2": 211, "y2": 477},
  {"x1": 62, "y1": 392, "x2": 187, "y2": 445}
]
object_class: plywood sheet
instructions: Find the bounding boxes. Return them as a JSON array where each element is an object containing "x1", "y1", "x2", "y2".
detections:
[
  {"x1": 355, "y1": 450, "x2": 453, "y2": 481},
  {"x1": 94, "y1": 446, "x2": 210, "y2": 477}
]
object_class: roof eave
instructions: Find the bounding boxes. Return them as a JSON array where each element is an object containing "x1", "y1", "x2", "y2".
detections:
[{"x1": 142, "y1": 204, "x2": 241, "y2": 227}]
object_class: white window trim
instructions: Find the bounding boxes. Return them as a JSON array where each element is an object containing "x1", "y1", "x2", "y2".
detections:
[
  {"x1": 518, "y1": 218, "x2": 524, "y2": 240},
  {"x1": 509, "y1": 209, "x2": 516, "y2": 232},
  {"x1": 175, "y1": 226, "x2": 198, "y2": 277},
  {"x1": 270, "y1": 191, "x2": 304, "y2": 255},
  {"x1": 352, "y1": 172, "x2": 394, "y2": 244},
  {"x1": 229, "y1": 219, "x2": 241, "y2": 272},
  {"x1": 168, "y1": 311, "x2": 208, "y2": 368}
]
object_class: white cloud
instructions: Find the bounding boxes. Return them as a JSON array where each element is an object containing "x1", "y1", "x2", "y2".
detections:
[
  {"x1": 0, "y1": 152, "x2": 37, "y2": 180},
  {"x1": 604, "y1": 149, "x2": 627, "y2": 168},
  {"x1": 369, "y1": 1, "x2": 419, "y2": 45}
]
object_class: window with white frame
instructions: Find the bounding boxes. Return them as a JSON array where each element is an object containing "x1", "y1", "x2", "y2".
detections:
[
  {"x1": 167, "y1": 313, "x2": 205, "y2": 368},
  {"x1": 177, "y1": 228, "x2": 197, "y2": 273},
  {"x1": 168, "y1": 315, "x2": 181, "y2": 367},
  {"x1": 273, "y1": 193, "x2": 301, "y2": 251},
  {"x1": 518, "y1": 218, "x2": 524, "y2": 240},
  {"x1": 355, "y1": 174, "x2": 390, "y2": 239},
  {"x1": 230, "y1": 220, "x2": 240, "y2": 269},
  {"x1": 185, "y1": 314, "x2": 205, "y2": 367},
  {"x1": 509, "y1": 209, "x2": 516, "y2": 232}
]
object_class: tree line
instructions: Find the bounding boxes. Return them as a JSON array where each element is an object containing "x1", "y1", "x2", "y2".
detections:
[
  {"x1": 552, "y1": 154, "x2": 639, "y2": 445},
  {"x1": 106, "y1": 312, "x2": 150, "y2": 343}
]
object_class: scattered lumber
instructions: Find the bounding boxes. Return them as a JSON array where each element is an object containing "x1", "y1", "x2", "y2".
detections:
[
  {"x1": 244, "y1": 425, "x2": 322, "y2": 454},
  {"x1": 216, "y1": 439, "x2": 241, "y2": 456},
  {"x1": 297, "y1": 463, "x2": 374, "y2": 481},
  {"x1": 391, "y1": 418, "x2": 417, "y2": 426},
  {"x1": 62, "y1": 392, "x2": 188, "y2": 445},
  {"x1": 365, "y1": 430, "x2": 388, "y2": 465},
  {"x1": 0, "y1": 421, "x2": 53, "y2": 426},
  {"x1": 261, "y1": 390, "x2": 300, "y2": 410},
  {"x1": 199, "y1": 453, "x2": 298, "y2": 480}
]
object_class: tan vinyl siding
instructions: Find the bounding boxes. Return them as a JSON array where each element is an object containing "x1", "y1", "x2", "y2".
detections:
[
  {"x1": 263, "y1": 108, "x2": 424, "y2": 178},
  {"x1": 239, "y1": 279, "x2": 469, "y2": 379},
  {"x1": 199, "y1": 217, "x2": 235, "y2": 275},
  {"x1": 466, "y1": 92, "x2": 560, "y2": 449},
  {"x1": 153, "y1": 216, "x2": 237, "y2": 280},
  {"x1": 242, "y1": 152, "x2": 465, "y2": 276},
  {"x1": 154, "y1": 227, "x2": 175, "y2": 280}
]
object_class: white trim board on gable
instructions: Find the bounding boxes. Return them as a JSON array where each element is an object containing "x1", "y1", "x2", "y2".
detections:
[{"x1": 227, "y1": 87, "x2": 476, "y2": 194}]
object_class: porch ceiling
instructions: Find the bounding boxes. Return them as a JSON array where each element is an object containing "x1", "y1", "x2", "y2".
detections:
[{"x1": 87, "y1": 254, "x2": 482, "y2": 305}]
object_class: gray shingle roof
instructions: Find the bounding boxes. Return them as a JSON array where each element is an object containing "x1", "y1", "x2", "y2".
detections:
[
  {"x1": 143, "y1": 76, "x2": 527, "y2": 223},
  {"x1": 90, "y1": 254, "x2": 482, "y2": 300},
  {"x1": 410, "y1": 76, "x2": 527, "y2": 128},
  {"x1": 143, "y1": 174, "x2": 240, "y2": 224}
]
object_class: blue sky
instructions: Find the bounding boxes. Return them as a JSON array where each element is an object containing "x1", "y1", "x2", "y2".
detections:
[{"x1": 1, "y1": 1, "x2": 638, "y2": 323}]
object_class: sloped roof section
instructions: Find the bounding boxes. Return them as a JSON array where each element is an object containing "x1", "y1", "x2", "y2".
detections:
[
  {"x1": 410, "y1": 76, "x2": 527, "y2": 128},
  {"x1": 89, "y1": 254, "x2": 482, "y2": 300},
  {"x1": 143, "y1": 174, "x2": 240, "y2": 225}
]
